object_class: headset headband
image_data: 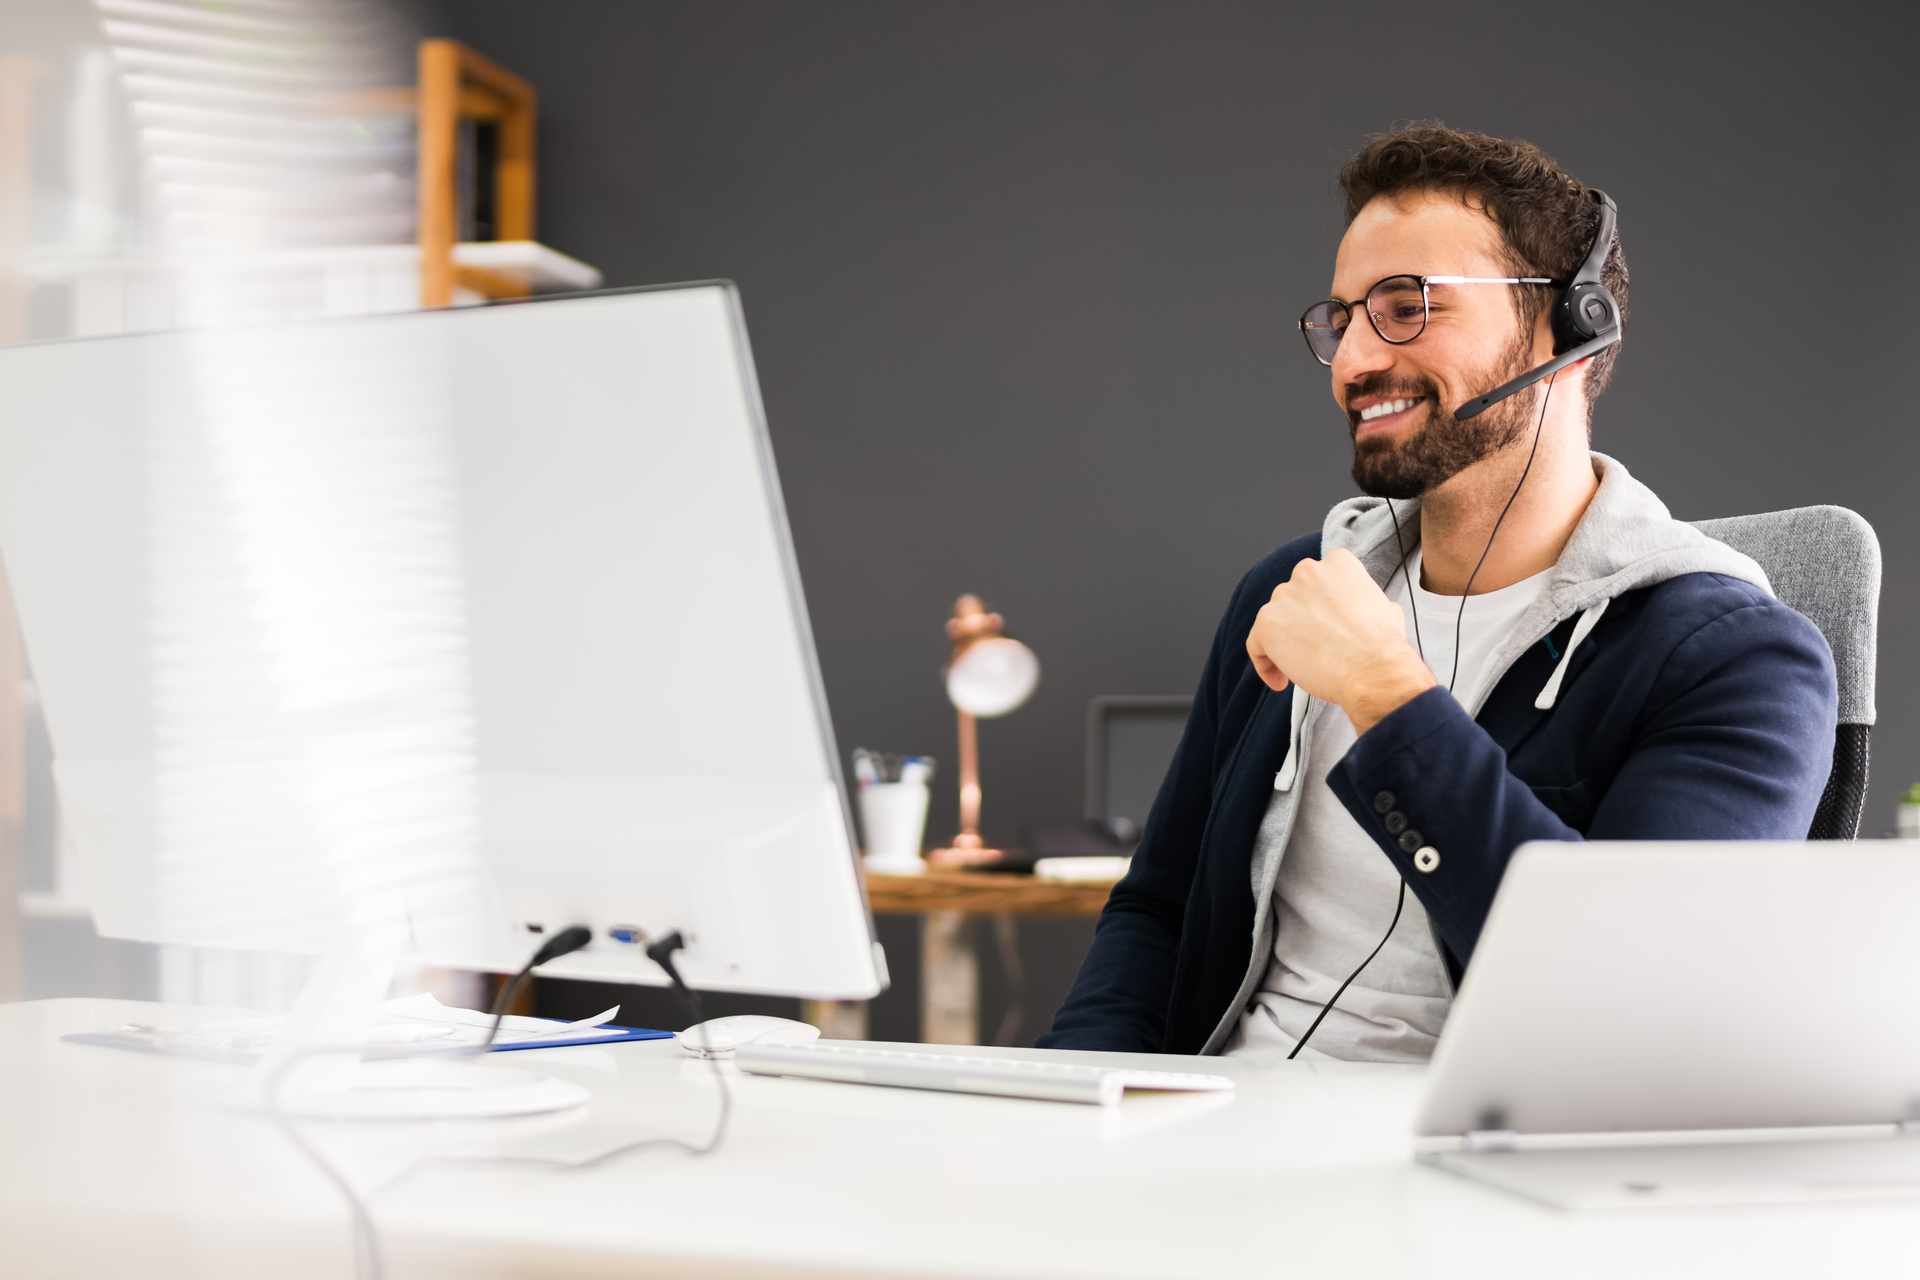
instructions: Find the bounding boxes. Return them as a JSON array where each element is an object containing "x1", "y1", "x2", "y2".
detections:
[{"x1": 1572, "y1": 190, "x2": 1617, "y2": 290}]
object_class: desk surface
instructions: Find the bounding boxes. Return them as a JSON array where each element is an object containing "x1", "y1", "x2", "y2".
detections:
[{"x1": 7, "y1": 998, "x2": 1920, "y2": 1279}]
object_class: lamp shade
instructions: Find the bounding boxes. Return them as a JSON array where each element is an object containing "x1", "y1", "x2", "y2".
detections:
[{"x1": 945, "y1": 636, "x2": 1039, "y2": 718}]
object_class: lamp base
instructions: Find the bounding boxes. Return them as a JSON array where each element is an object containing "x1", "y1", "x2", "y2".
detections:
[{"x1": 925, "y1": 843, "x2": 1010, "y2": 871}]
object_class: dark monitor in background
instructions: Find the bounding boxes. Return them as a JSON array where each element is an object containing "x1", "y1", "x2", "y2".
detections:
[{"x1": 1084, "y1": 696, "x2": 1192, "y2": 828}]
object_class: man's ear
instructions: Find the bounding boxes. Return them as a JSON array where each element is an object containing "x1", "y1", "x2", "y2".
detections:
[{"x1": 1550, "y1": 354, "x2": 1593, "y2": 397}]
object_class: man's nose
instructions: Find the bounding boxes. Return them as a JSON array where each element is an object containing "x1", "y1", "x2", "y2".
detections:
[{"x1": 1330, "y1": 309, "x2": 1397, "y2": 391}]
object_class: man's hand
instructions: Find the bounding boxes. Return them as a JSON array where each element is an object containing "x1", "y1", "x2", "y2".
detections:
[{"x1": 1245, "y1": 549, "x2": 1438, "y2": 735}]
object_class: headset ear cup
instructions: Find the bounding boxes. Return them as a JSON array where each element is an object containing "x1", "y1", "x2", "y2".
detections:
[{"x1": 1553, "y1": 282, "x2": 1620, "y2": 352}]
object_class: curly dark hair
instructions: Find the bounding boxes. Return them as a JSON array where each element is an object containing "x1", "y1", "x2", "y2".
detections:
[{"x1": 1339, "y1": 123, "x2": 1628, "y2": 405}]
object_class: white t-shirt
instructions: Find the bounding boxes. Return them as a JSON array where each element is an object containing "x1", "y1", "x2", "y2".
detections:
[{"x1": 1225, "y1": 548, "x2": 1553, "y2": 1062}]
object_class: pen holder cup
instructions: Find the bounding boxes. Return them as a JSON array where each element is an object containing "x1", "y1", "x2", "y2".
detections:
[{"x1": 859, "y1": 781, "x2": 930, "y2": 875}]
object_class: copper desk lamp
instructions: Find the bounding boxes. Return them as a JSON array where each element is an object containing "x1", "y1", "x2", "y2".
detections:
[{"x1": 926, "y1": 594, "x2": 1039, "y2": 870}]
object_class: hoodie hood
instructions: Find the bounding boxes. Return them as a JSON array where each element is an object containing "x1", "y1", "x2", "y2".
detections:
[{"x1": 1319, "y1": 452, "x2": 1771, "y2": 713}]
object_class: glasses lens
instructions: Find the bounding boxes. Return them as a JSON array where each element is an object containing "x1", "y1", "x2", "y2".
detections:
[
  {"x1": 1300, "y1": 300, "x2": 1348, "y2": 364},
  {"x1": 1366, "y1": 276, "x2": 1427, "y2": 343}
]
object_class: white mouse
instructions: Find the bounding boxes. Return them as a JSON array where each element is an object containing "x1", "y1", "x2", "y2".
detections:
[{"x1": 675, "y1": 1014, "x2": 821, "y2": 1058}]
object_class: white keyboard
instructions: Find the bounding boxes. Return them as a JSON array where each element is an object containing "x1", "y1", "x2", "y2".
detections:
[{"x1": 733, "y1": 1042, "x2": 1235, "y2": 1106}]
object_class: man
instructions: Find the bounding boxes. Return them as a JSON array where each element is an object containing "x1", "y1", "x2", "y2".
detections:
[{"x1": 1040, "y1": 125, "x2": 1838, "y2": 1060}]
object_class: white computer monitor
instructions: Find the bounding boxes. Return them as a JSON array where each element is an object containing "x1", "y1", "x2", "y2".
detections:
[{"x1": 0, "y1": 283, "x2": 884, "y2": 1001}]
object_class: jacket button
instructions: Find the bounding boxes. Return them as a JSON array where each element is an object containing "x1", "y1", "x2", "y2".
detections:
[
  {"x1": 1384, "y1": 811, "x2": 1408, "y2": 835},
  {"x1": 1397, "y1": 830, "x2": 1424, "y2": 854},
  {"x1": 1413, "y1": 846, "x2": 1441, "y2": 873},
  {"x1": 1373, "y1": 791, "x2": 1396, "y2": 814}
]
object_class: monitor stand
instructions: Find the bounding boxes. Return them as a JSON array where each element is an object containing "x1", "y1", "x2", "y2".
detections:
[
  {"x1": 264, "y1": 1055, "x2": 589, "y2": 1120},
  {"x1": 238, "y1": 919, "x2": 588, "y2": 1120}
]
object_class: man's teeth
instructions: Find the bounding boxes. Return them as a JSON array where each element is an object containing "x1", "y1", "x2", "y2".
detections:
[{"x1": 1359, "y1": 397, "x2": 1422, "y2": 422}]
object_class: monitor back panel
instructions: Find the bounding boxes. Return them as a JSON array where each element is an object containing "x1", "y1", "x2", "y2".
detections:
[{"x1": 0, "y1": 285, "x2": 881, "y2": 998}]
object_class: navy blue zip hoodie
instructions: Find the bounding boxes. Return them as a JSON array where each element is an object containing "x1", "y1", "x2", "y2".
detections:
[{"x1": 1041, "y1": 454, "x2": 1839, "y2": 1056}]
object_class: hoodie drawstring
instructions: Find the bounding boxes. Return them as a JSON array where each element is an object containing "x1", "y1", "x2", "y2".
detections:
[
  {"x1": 1274, "y1": 687, "x2": 1312, "y2": 791},
  {"x1": 1534, "y1": 598, "x2": 1610, "y2": 710}
]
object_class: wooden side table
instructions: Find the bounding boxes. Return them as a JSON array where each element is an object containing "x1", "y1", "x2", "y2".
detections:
[
  {"x1": 803, "y1": 871, "x2": 1115, "y2": 1045},
  {"x1": 864, "y1": 871, "x2": 1116, "y2": 917}
]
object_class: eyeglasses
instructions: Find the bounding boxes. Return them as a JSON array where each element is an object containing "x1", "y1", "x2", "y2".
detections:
[{"x1": 1298, "y1": 274, "x2": 1556, "y2": 366}]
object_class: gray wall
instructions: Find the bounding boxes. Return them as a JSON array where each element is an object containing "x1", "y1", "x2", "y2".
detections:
[{"x1": 427, "y1": 1, "x2": 1917, "y2": 1040}]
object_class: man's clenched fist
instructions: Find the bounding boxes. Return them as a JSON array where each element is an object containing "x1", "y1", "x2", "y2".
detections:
[{"x1": 1244, "y1": 548, "x2": 1438, "y2": 735}]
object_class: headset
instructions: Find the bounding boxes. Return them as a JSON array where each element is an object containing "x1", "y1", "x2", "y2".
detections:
[
  {"x1": 1454, "y1": 188, "x2": 1621, "y2": 421},
  {"x1": 1286, "y1": 189, "x2": 1621, "y2": 1060}
]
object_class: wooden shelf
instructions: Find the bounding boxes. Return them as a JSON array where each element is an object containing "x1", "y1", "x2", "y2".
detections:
[
  {"x1": 864, "y1": 870, "x2": 1115, "y2": 916},
  {"x1": 451, "y1": 240, "x2": 601, "y2": 292},
  {"x1": 416, "y1": 38, "x2": 539, "y2": 306}
]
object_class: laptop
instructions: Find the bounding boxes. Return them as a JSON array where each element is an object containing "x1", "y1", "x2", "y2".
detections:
[{"x1": 1415, "y1": 841, "x2": 1920, "y2": 1207}]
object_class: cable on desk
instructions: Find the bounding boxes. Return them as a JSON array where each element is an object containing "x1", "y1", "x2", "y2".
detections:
[
  {"x1": 263, "y1": 1043, "x2": 389, "y2": 1280},
  {"x1": 372, "y1": 932, "x2": 732, "y2": 1198},
  {"x1": 478, "y1": 924, "x2": 594, "y2": 1052},
  {"x1": 268, "y1": 931, "x2": 732, "y2": 1280},
  {"x1": 266, "y1": 924, "x2": 597, "y2": 1280}
]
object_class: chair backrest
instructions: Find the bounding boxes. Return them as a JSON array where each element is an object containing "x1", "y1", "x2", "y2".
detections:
[
  {"x1": 1691, "y1": 506, "x2": 1880, "y2": 839},
  {"x1": 1085, "y1": 695, "x2": 1191, "y2": 825}
]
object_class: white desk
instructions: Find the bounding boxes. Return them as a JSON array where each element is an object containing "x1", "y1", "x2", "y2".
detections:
[{"x1": 6, "y1": 998, "x2": 1920, "y2": 1279}]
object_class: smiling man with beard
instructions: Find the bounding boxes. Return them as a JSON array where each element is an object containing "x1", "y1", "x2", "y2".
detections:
[{"x1": 1041, "y1": 125, "x2": 1838, "y2": 1060}]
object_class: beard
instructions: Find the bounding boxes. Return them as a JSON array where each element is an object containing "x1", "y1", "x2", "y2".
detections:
[{"x1": 1348, "y1": 329, "x2": 1540, "y2": 500}]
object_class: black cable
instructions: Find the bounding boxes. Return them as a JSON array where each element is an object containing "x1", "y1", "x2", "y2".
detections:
[
  {"x1": 1287, "y1": 880, "x2": 1406, "y2": 1061},
  {"x1": 1288, "y1": 373, "x2": 1559, "y2": 1060},
  {"x1": 263, "y1": 1044, "x2": 391, "y2": 1280},
  {"x1": 640, "y1": 932, "x2": 732, "y2": 1155},
  {"x1": 643, "y1": 931, "x2": 702, "y2": 1018},
  {"x1": 1386, "y1": 497, "x2": 1424, "y2": 661},
  {"x1": 1285, "y1": 497, "x2": 1423, "y2": 1062},
  {"x1": 477, "y1": 924, "x2": 594, "y2": 1052},
  {"x1": 377, "y1": 931, "x2": 733, "y2": 1197},
  {"x1": 264, "y1": 924, "x2": 603, "y2": 1280},
  {"x1": 1448, "y1": 373, "x2": 1556, "y2": 692}
]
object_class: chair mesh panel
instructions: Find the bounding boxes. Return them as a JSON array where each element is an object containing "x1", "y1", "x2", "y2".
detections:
[{"x1": 1808, "y1": 723, "x2": 1870, "y2": 840}]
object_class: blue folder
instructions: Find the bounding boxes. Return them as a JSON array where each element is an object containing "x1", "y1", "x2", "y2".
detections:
[{"x1": 487, "y1": 1024, "x2": 675, "y2": 1052}]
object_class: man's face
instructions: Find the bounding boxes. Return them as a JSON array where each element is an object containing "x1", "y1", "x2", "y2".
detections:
[{"x1": 1328, "y1": 190, "x2": 1553, "y2": 499}]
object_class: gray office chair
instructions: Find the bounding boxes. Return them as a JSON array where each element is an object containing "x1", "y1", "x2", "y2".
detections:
[{"x1": 1692, "y1": 506, "x2": 1881, "y2": 840}]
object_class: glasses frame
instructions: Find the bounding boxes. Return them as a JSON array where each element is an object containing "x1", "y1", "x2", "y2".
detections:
[{"x1": 1298, "y1": 274, "x2": 1558, "y2": 367}]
